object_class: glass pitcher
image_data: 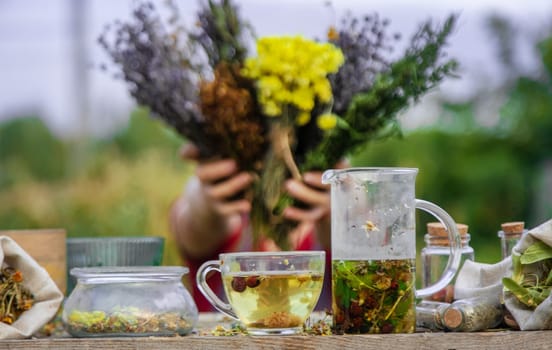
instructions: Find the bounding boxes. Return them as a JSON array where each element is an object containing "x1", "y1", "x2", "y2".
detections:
[{"x1": 322, "y1": 167, "x2": 461, "y2": 334}]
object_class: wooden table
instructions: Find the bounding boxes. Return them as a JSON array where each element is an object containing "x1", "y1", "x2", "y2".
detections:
[{"x1": 0, "y1": 313, "x2": 550, "y2": 350}]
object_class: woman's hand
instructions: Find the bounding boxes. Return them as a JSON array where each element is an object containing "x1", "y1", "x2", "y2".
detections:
[
  {"x1": 171, "y1": 144, "x2": 255, "y2": 260},
  {"x1": 282, "y1": 171, "x2": 330, "y2": 223},
  {"x1": 282, "y1": 171, "x2": 332, "y2": 250},
  {"x1": 180, "y1": 144, "x2": 254, "y2": 217}
]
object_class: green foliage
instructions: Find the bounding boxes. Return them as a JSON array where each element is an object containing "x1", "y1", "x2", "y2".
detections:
[
  {"x1": 303, "y1": 15, "x2": 459, "y2": 172},
  {"x1": 497, "y1": 36, "x2": 552, "y2": 161},
  {"x1": 539, "y1": 37, "x2": 552, "y2": 79},
  {"x1": 351, "y1": 130, "x2": 532, "y2": 264},
  {"x1": 503, "y1": 240, "x2": 552, "y2": 309},
  {"x1": 500, "y1": 78, "x2": 552, "y2": 161},
  {"x1": 0, "y1": 117, "x2": 67, "y2": 188},
  {"x1": 109, "y1": 107, "x2": 183, "y2": 158},
  {"x1": 0, "y1": 112, "x2": 192, "y2": 266},
  {"x1": 350, "y1": 32, "x2": 552, "y2": 264}
]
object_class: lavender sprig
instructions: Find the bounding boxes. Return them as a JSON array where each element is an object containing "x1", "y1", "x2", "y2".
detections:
[
  {"x1": 329, "y1": 13, "x2": 400, "y2": 116},
  {"x1": 98, "y1": 3, "x2": 215, "y2": 157}
]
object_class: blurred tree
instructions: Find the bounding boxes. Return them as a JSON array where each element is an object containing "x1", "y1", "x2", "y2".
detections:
[
  {"x1": 499, "y1": 37, "x2": 552, "y2": 161},
  {"x1": 0, "y1": 117, "x2": 67, "y2": 188},
  {"x1": 351, "y1": 130, "x2": 530, "y2": 263},
  {"x1": 109, "y1": 107, "x2": 183, "y2": 158},
  {"x1": 0, "y1": 111, "x2": 192, "y2": 266}
]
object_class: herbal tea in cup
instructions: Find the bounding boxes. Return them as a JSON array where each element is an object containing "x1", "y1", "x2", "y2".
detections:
[{"x1": 196, "y1": 251, "x2": 325, "y2": 335}]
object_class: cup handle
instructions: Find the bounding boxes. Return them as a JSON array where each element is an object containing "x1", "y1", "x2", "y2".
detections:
[
  {"x1": 196, "y1": 260, "x2": 238, "y2": 320},
  {"x1": 415, "y1": 199, "x2": 462, "y2": 299}
]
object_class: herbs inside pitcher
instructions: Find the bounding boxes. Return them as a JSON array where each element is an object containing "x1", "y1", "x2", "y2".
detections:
[{"x1": 332, "y1": 259, "x2": 415, "y2": 334}]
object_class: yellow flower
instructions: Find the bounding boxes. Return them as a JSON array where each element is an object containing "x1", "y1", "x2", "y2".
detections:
[
  {"x1": 313, "y1": 79, "x2": 332, "y2": 103},
  {"x1": 292, "y1": 88, "x2": 315, "y2": 111},
  {"x1": 327, "y1": 26, "x2": 339, "y2": 41},
  {"x1": 296, "y1": 111, "x2": 311, "y2": 126},
  {"x1": 258, "y1": 76, "x2": 283, "y2": 98},
  {"x1": 241, "y1": 35, "x2": 344, "y2": 120},
  {"x1": 317, "y1": 113, "x2": 338, "y2": 130},
  {"x1": 263, "y1": 100, "x2": 281, "y2": 116}
]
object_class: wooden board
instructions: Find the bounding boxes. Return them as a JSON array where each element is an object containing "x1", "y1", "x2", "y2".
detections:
[
  {"x1": 1, "y1": 312, "x2": 550, "y2": 350},
  {"x1": 0, "y1": 330, "x2": 550, "y2": 350}
]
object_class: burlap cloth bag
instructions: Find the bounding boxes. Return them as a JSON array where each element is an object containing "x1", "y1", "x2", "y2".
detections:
[
  {"x1": 455, "y1": 219, "x2": 552, "y2": 330},
  {"x1": 0, "y1": 236, "x2": 64, "y2": 339}
]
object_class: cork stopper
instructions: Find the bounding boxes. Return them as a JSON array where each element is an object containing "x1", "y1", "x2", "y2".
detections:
[
  {"x1": 443, "y1": 307, "x2": 464, "y2": 330},
  {"x1": 501, "y1": 221, "x2": 525, "y2": 236},
  {"x1": 427, "y1": 222, "x2": 468, "y2": 237},
  {"x1": 426, "y1": 222, "x2": 469, "y2": 247}
]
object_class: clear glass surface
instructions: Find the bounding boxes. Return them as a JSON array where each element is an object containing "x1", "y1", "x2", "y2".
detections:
[
  {"x1": 66, "y1": 237, "x2": 164, "y2": 294},
  {"x1": 421, "y1": 235, "x2": 475, "y2": 302},
  {"x1": 322, "y1": 167, "x2": 462, "y2": 334},
  {"x1": 498, "y1": 230, "x2": 526, "y2": 260},
  {"x1": 322, "y1": 167, "x2": 418, "y2": 261},
  {"x1": 197, "y1": 251, "x2": 325, "y2": 335},
  {"x1": 62, "y1": 266, "x2": 198, "y2": 337}
]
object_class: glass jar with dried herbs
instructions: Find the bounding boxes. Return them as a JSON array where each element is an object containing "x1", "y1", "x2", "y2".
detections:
[{"x1": 62, "y1": 267, "x2": 198, "y2": 337}]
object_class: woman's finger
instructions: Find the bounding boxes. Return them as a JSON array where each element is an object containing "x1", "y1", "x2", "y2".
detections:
[
  {"x1": 283, "y1": 206, "x2": 327, "y2": 223},
  {"x1": 302, "y1": 171, "x2": 329, "y2": 191},
  {"x1": 285, "y1": 178, "x2": 329, "y2": 207},
  {"x1": 196, "y1": 159, "x2": 238, "y2": 183},
  {"x1": 206, "y1": 172, "x2": 254, "y2": 200},
  {"x1": 213, "y1": 199, "x2": 252, "y2": 216},
  {"x1": 179, "y1": 143, "x2": 200, "y2": 160}
]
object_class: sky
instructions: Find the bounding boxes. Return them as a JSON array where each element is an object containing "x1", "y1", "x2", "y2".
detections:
[{"x1": 1, "y1": 0, "x2": 552, "y2": 137}]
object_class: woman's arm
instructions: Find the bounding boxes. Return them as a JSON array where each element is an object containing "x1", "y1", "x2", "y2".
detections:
[{"x1": 170, "y1": 145, "x2": 254, "y2": 261}]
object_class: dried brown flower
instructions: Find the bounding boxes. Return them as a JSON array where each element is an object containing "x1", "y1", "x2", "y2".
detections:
[{"x1": 199, "y1": 63, "x2": 266, "y2": 170}]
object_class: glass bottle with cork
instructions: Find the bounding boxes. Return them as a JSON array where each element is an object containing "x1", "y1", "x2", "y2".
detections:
[
  {"x1": 416, "y1": 300, "x2": 449, "y2": 330},
  {"x1": 421, "y1": 222, "x2": 474, "y2": 303},
  {"x1": 441, "y1": 295, "x2": 504, "y2": 332},
  {"x1": 497, "y1": 221, "x2": 526, "y2": 260},
  {"x1": 417, "y1": 296, "x2": 504, "y2": 332}
]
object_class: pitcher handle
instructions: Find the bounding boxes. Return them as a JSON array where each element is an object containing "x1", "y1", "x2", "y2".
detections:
[
  {"x1": 415, "y1": 199, "x2": 462, "y2": 299},
  {"x1": 196, "y1": 260, "x2": 238, "y2": 320}
]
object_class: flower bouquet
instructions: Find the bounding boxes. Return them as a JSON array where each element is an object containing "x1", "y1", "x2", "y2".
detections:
[{"x1": 99, "y1": 0, "x2": 458, "y2": 249}]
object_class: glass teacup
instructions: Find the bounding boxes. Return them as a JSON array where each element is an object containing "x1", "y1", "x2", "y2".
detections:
[{"x1": 196, "y1": 251, "x2": 325, "y2": 335}]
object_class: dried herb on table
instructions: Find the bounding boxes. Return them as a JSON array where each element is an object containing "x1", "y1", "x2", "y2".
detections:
[
  {"x1": 0, "y1": 266, "x2": 34, "y2": 325},
  {"x1": 332, "y1": 259, "x2": 415, "y2": 334},
  {"x1": 66, "y1": 307, "x2": 193, "y2": 335},
  {"x1": 303, "y1": 312, "x2": 333, "y2": 335},
  {"x1": 208, "y1": 324, "x2": 248, "y2": 336}
]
